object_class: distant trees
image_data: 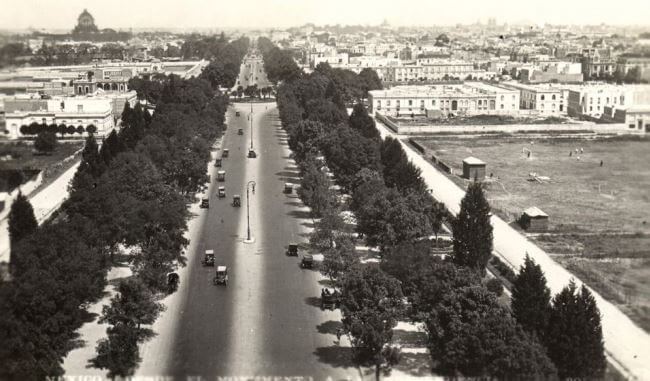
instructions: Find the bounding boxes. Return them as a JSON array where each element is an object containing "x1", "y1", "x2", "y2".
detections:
[
  {"x1": 349, "y1": 103, "x2": 380, "y2": 140},
  {"x1": 358, "y1": 67, "x2": 383, "y2": 96},
  {"x1": 34, "y1": 131, "x2": 57, "y2": 154},
  {"x1": 451, "y1": 181, "x2": 493, "y2": 274}
]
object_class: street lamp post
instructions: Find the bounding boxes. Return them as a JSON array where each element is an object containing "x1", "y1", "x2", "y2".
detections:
[
  {"x1": 250, "y1": 102, "x2": 254, "y2": 150},
  {"x1": 246, "y1": 180, "x2": 256, "y2": 242}
]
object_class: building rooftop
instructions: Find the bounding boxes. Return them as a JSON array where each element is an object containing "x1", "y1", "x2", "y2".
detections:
[
  {"x1": 523, "y1": 206, "x2": 548, "y2": 218},
  {"x1": 463, "y1": 156, "x2": 485, "y2": 165}
]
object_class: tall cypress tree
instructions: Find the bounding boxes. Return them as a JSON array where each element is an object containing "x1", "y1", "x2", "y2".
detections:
[
  {"x1": 451, "y1": 181, "x2": 493, "y2": 274},
  {"x1": 545, "y1": 280, "x2": 606, "y2": 379},
  {"x1": 511, "y1": 254, "x2": 551, "y2": 338},
  {"x1": 71, "y1": 134, "x2": 105, "y2": 192},
  {"x1": 8, "y1": 192, "x2": 38, "y2": 244}
]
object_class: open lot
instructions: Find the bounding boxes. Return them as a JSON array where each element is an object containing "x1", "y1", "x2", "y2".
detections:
[{"x1": 418, "y1": 135, "x2": 650, "y2": 331}]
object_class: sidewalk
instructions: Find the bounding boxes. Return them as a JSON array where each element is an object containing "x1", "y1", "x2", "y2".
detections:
[{"x1": 374, "y1": 118, "x2": 650, "y2": 380}]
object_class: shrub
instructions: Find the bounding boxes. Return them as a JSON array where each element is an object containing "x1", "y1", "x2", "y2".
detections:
[
  {"x1": 489, "y1": 255, "x2": 517, "y2": 284},
  {"x1": 486, "y1": 278, "x2": 504, "y2": 296}
]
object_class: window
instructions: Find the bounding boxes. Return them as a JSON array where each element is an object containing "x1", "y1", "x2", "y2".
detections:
[
  {"x1": 590, "y1": 106, "x2": 593, "y2": 111},
  {"x1": 500, "y1": 95, "x2": 504, "y2": 101},
  {"x1": 432, "y1": 100, "x2": 436, "y2": 106},
  {"x1": 541, "y1": 95, "x2": 545, "y2": 101},
  {"x1": 552, "y1": 94, "x2": 556, "y2": 100},
  {"x1": 590, "y1": 98, "x2": 593, "y2": 104},
  {"x1": 387, "y1": 100, "x2": 391, "y2": 106},
  {"x1": 606, "y1": 97, "x2": 610, "y2": 103},
  {"x1": 500, "y1": 104, "x2": 504, "y2": 109},
  {"x1": 408, "y1": 100, "x2": 413, "y2": 106},
  {"x1": 629, "y1": 124, "x2": 635, "y2": 129},
  {"x1": 77, "y1": 105, "x2": 83, "y2": 112},
  {"x1": 598, "y1": 97, "x2": 601, "y2": 104}
]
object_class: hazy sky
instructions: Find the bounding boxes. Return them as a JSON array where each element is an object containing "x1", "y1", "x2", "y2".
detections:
[{"x1": 1, "y1": 0, "x2": 649, "y2": 30}]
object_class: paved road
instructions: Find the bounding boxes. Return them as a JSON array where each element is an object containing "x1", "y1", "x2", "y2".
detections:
[
  {"x1": 137, "y1": 103, "x2": 358, "y2": 380},
  {"x1": 233, "y1": 55, "x2": 271, "y2": 91},
  {"x1": 374, "y1": 120, "x2": 650, "y2": 380}
]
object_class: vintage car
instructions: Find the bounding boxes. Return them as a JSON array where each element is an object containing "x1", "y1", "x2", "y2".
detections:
[
  {"x1": 232, "y1": 195, "x2": 241, "y2": 207},
  {"x1": 214, "y1": 158, "x2": 222, "y2": 167},
  {"x1": 287, "y1": 243, "x2": 298, "y2": 256},
  {"x1": 202, "y1": 249, "x2": 215, "y2": 266},
  {"x1": 321, "y1": 288, "x2": 341, "y2": 310},
  {"x1": 238, "y1": 128, "x2": 244, "y2": 135},
  {"x1": 222, "y1": 149, "x2": 229, "y2": 158},
  {"x1": 200, "y1": 198, "x2": 209, "y2": 208},
  {"x1": 284, "y1": 183, "x2": 293, "y2": 194},
  {"x1": 235, "y1": 111, "x2": 241, "y2": 117},
  {"x1": 167, "y1": 272, "x2": 179, "y2": 293},
  {"x1": 213, "y1": 266, "x2": 228, "y2": 286},
  {"x1": 218, "y1": 186, "x2": 226, "y2": 198},
  {"x1": 247, "y1": 149, "x2": 257, "y2": 158},
  {"x1": 301, "y1": 254, "x2": 314, "y2": 269},
  {"x1": 217, "y1": 170, "x2": 226, "y2": 182}
]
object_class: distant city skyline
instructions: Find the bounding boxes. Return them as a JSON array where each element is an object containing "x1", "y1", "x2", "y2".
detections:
[{"x1": 1, "y1": 0, "x2": 649, "y2": 31}]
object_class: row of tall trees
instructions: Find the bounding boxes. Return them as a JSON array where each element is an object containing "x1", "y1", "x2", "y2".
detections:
[
  {"x1": 19, "y1": 122, "x2": 97, "y2": 137},
  {"x1": 265, "y1": 38, "x2": 605, "y2": 380},
  {"x1": 0, "y1": 35, "x2": 246, "y2": 378}
]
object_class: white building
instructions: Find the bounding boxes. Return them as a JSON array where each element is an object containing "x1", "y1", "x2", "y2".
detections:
[
  {"x1": 4, "y1": 91, "x2": 137, "y2": 139},
  {"x1": 503, "y1": 83, "x2": 569, "y2": 115},
  {"x1": 368, "y1": 82, "x2": 520, "y2": 117}
]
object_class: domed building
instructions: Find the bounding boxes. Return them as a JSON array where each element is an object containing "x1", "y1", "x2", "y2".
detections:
[{"x1": 72, "y1": 9, "x2": 99, "y2": 35}]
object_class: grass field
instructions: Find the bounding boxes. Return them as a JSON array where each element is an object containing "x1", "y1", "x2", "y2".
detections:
[{"x1": 418, "y1": 135, "x2": 650, "y2": 331}]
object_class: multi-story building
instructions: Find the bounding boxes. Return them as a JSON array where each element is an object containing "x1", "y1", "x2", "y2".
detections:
[
  {"x1": 520, "y1": 62, "x2": 583, "y2": 83},
  {"x1": 616, "y1": 56, "x2": 650, "y2": 82},
  {"x1": 3, "y1": 91, "x2": 137, "y2": 139},
  {"x1": 503, "y1": 83, "x2": 569, "y2": 115},
  {"x1": 368, "y1": 82, "x2": 519, "y2": 117},
  {"x1": 386, "y1": 61, "x2": 495, "y2": 82},
  {"x1": 581, "y1": 47, "x2": 616, "y2": 80},
  {"x1": 565, "y1": 83, "x2": 628, "y2": 118}
]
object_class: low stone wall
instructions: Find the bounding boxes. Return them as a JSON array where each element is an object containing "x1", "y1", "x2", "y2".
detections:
[
  {"x1": 409, "y1": 138, "x2": 426, "y2": 153},
  {"x1": 430, "y1": 153, "x2": 453, "y2": 174},
  {"x1": 375, "y1": 112, "x2": 635, "y2": 135},
  {"x1": 394, "y1": 122, "x2": 634, "y2": 135}
]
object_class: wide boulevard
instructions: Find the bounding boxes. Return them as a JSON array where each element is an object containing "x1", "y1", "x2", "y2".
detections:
[{"x1": 136, "y1": 100, "x2": 359, "y2": 380}]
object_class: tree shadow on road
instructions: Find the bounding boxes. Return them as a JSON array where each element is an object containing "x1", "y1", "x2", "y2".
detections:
[
  {"x1": 314, "y1": 346, "x2": 356, "y2": 370},
  {"x1": 288, "y1": 210, "x2": 312, "y2": 220},
  {"x1": 316, "y1": 320, "x2": 343, "y2": 335},
  {"x1": 275, "y1": 170, "x2": 300, "y2": 178},
  {"x1": 304, "y1": 296, "x2": 321, "y2": 308}
]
